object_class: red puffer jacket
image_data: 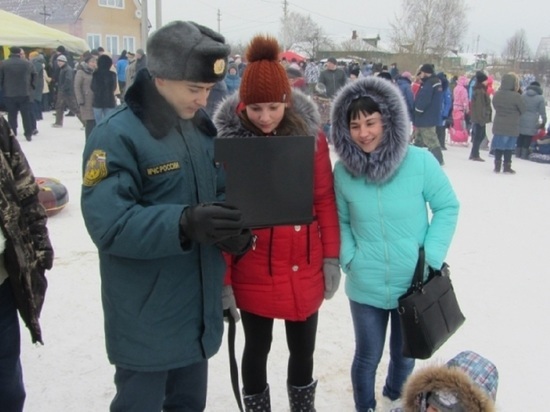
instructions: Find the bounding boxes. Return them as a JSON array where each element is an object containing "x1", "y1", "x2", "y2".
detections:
[{"x1": 226, "y1": 134, "x2": 340, "y2": 321}]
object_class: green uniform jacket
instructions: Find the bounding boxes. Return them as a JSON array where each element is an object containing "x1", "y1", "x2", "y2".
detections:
[{"x1": 81, "y1": 70, "x2": 226, "y2": 371}]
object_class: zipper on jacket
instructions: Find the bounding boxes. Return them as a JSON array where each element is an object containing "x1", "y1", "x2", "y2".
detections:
[{"x1": 377, "y1": 186, "x2": 391, "y2": 307}]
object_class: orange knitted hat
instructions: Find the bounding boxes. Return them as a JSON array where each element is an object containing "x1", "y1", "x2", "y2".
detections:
[{"x1": 239, "y1": 35, "x2": 291, "y2": 105}]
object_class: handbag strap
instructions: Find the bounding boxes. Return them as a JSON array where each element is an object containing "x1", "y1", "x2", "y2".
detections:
[
  {"x1": 225, "y1": 309, "x2": 244, "y2": 412},
  {"x1": 411, "y1": 247, "x2": 426, "y2": 290}
]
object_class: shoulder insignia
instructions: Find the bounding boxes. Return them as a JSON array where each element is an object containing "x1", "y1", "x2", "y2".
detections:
[{"x1": 83, "y1": 150, "x2": 108, "y2": 186}]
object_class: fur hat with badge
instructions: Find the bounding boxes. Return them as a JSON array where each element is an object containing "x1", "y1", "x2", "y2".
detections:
[
  {"x1": 146, "y1": 20, "x2": 230, "y2": 83},
  {"x1": 239, "y1": 35, "x2": 291, "y2": 105}
]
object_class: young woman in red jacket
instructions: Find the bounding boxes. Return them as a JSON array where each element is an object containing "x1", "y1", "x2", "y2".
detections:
[{"x1": 213, "y1": 35, "x2": 341, "y2": 412}]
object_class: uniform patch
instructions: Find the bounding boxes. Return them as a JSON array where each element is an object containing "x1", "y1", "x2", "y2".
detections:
[
  {"x1": 83, "y1": 150, "x2": 108, "y2": 186},
  {"x1": 213, "y1": 59, "x2": 225, "y2": 75},
  {"x1": 146, "y1": 161, "x2": 181, "y2": 176}
]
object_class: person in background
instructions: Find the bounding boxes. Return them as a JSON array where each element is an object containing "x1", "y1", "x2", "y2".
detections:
[
  {"x1": 330, "y1": 76, "x2": 459, "y2": 412},
  {"x1": 0, "y1": 115, "x2": 54, "y2": 412},
  {"x1": 29, "y1": 51, "x2": 45, "y2": 136},
  {"x1": 224, "y1": 63, "x2": 241, "y2": 95},
  {"x1": 204, "y1": 79, "x2": 227, "y2": 117},
  {"x1": 134, "y1": 48, "x2": 147, "y2": 75},
  {"x1": 81, "y1": 21, "x2": 250, "y2": 412},
  {"x1": 491, "y1": 73, "x2": 525, "y2": 173},
  {"x1": 91, "y1": 54, "x2": 118, "y2": 124},
  {"x1": 413, "y1": 64, "x2": 445, "y2": 165},
  {"x1": 116, "y1": 50, "x2": 128, "y2": 98},
  {"x1": 75, "y1": 54, "x2": 98, "y2": 139},
  {"x1": 389, "y1": 63, "x2": 399, "y2": 80},
  {"x1": 304, "y1": 58, "x2": 320, "y2": 95},
  {"x1": 317, "y1": 57, "x2": 347, "y2": 99},
  {"x1": 52, "y1": 55, "x2": 82, "y2": 128},
  {"x1": 517, "y1": 81, "x2": 547, "y2": 159},
  {"x1": 124, "y1": 51, "x2": 137, "y2": 94},
  {"x1": 286, "y1": 66, "x2": 307, "y2": 92},
  {"x1": 213, "y1": 34, "x2": 340, "y2": 412},
  {"x1": 391, "y1": 351, "x2": 498, "y2": 412},
  {"x1": 396, "y1": 71, "x2": 415, "y2": 122},
  {"x1": 436, "y1": 72, "x2": 452, "y2": 151},
  {"x1": 0, "y1": 46, "x2": 35, "y2": 141},
  {"x1": 469, "y1": 71, "x2": 492, "y2": 162}
]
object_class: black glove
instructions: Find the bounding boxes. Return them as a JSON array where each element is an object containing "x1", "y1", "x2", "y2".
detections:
[
  {"x1": 216, "y1": 229, "x2": 253, "y2": 255},
  {"x1": 179, "y1": 203, "x2": 244, "y2": 245}
]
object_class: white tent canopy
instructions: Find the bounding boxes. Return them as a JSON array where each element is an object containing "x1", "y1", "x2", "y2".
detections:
[{"x1": 0, "y1": 9, "x2": 89, "y2": 54}]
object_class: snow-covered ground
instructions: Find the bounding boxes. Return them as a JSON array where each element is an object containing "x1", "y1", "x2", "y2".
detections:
[{"x1": 16, "y1": 111, "x2": 550, "y2": 411}]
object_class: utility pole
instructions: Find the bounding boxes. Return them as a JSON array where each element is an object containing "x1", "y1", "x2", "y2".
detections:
[
  {"x1": 282, "y1": 0, "x2": 288, "y2": 51},
  {"x1": 39, "y1": 1, "x2": 50, "y2": 25},
  {"x1": 476, "y1": 35, "x2": 480, "y2": 54},
  {"x1": 141, "y1": 0, "x2": 149, "y2": 49},
  {"x1": 217, "y1": 9, "x2": 221, "y2": 33},
  {"x1": 155, "y1": 0, "x2": 162, "y2": 30}
]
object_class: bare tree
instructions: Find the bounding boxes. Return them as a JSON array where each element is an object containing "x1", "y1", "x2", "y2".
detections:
[
  {"x1": 502, "y1": 29, "x2": 531, "y2": 70},
  {"x1": 390, "y1": 0, "x2": 467, "y2": 59},
  {"x1": 279, "y1": 11, "x2": 333, "y2": 58}
]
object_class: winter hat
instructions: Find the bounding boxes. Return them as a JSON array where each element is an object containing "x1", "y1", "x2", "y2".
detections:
[
  {"x1": 146, "y1": 21, "x2": 230, "y2": 83},
  {"x1": 9, "y1": 46, "x2": 21, "y2": 54},
  {"x1": 401, "y1": 71, "x2": 412, "y2": 80},
  {"x1": 239, "y1": 35, "x2": 291, "y2": 105},
  {"x1": 419, "y1": 63, "x2": 434, "y2": 74},
  {"x1": 327, "y1": 57, "x2": 338, "y2": 65},
  {"x1": 56, "y1": 45, "x2": 66, "y2": 53},
  {"x1": 475, "y1": 71, "x2": 488, "y2": 83},
  {"x1": 57, "y1": 55, "x2": 68, "y2": 63},
  {"x1": 349, "y1": 67, "x2": 360, "y2": 78}
]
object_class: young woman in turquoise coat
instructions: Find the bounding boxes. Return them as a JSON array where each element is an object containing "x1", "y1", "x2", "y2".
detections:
[{"x1": 330, "y1": 76, "x2": 459, "y2": 412}]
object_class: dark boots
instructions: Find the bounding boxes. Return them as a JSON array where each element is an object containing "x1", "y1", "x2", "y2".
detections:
[
  {"x1": 243, "y1": 385, "x2": 271, "y2": 412},
  {"x1": 503, "y1": 150, "x2": 516, "y2": 174},
  {"x1": 288, "y1": 380, "x2": 317, "y2": 412},
  {"x1": 494, "y1": 149, "x2": 503, "y2": 173}
]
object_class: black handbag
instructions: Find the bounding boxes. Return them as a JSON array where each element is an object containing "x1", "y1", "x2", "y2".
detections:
[{"x1": 397, "y1": 247, "x2": 465, "y2": 359}]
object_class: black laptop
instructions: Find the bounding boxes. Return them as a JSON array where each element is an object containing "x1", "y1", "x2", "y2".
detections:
[{"x1": 214, "y1": 135, "x2": 315, "y2": 228}]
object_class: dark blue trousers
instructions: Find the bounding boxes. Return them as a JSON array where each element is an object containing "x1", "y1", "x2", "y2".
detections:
[
  {"x1": 110, "y1": 359, "x2": 208, "y2": 412},
  {"x1": 0, "y1": 280, "x2": 26, "y2": 412}
]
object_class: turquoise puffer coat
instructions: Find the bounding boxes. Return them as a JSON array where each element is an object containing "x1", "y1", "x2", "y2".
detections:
[{"x1": 331, "y1": 76, "x2": 459, "y2": 309}]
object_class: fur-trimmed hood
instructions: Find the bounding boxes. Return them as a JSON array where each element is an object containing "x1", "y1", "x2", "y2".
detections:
[
  {"x1": 124, "y1": 68, "x2": 217, "y2": 139},
  {"x1": 212, "y1": 88, "x2": 320, "y2": 139},
  {"x1": 400, "y1": 351, "x2": 498, "y2": 412},
  {"x1": 330, "y1": 76, "x2": 410, "y2": 183}
]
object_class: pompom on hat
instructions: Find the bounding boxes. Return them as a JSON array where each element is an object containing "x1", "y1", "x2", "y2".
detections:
[
  {"x1": 239, "y1": 35, "x2": 291, "y2": 105},
  {"x1": 146, "y1": 21, "x2": 230, "y2": 83}
]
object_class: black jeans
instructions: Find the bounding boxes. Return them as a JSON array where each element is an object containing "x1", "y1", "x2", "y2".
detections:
[
  {"x1": 241, "y1": 310, "x2": 318, "y2": 394},
  {"x1": 470, "y1": 123, "x2": 486, "y2": 158},
  {"x1": 4, "y1": 96, "x2": 33, "y2": 138}
]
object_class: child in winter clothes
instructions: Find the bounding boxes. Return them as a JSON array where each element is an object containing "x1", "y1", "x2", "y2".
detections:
[{"x1": 390, "y1": 350, "x2": 498, "y2": 412}]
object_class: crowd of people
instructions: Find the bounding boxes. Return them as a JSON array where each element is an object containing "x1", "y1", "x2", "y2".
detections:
[{"x1": 10, "y1": 18, "x2": 550, "y2": 412}]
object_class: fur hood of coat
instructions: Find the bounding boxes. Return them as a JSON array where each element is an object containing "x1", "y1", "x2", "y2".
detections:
[
  {"x1": 213, "y1": 88, "x2": 320, "y2": 139},
  {"x1": 330, "y1": 76, "x2": 410, "y2": 183},
  {"x1": 400, "y1": 351, "x2": 498, "y2": 412},
  {"x1": 124, "y1": 69, "x2": 217, "y2": 139}
]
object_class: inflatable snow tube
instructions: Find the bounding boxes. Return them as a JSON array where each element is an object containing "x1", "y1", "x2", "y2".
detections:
[{"x1": 36, "y1": 177, "x2": 69, "y2": 216}]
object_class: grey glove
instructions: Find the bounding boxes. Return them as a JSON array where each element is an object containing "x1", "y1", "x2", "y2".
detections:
[
  {"x1": 222, "y1": 285, "x2": 240, "y2": 322},
  {"x1": 323, "y1": 258, "x2": 341, "y2": 300}
]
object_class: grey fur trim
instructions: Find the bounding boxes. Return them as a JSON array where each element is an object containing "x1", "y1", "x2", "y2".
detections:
[
  {"x1": 213, "y1": 89, "x2": 320, "y2": 139},
  {"x1": 330, "y1": 76, "x2": 411, "y2": 183}
]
